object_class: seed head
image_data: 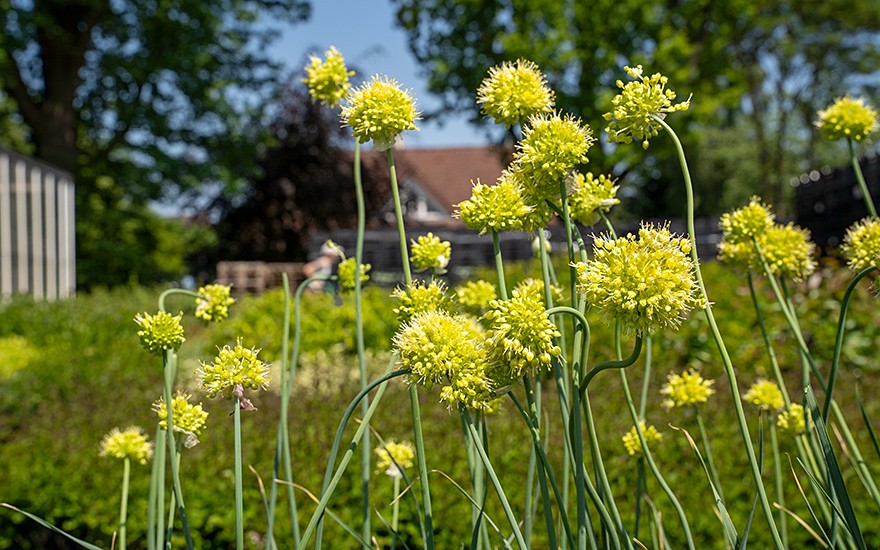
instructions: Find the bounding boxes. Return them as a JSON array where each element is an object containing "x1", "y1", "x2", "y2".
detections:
[
  {"x1": 134, "y1": 311, "x2": 186, "y2": 355},
  {"x1": 660, "y1": 369, "x2": 715, "y2": 409},
  {"x1": 477, "y1": 59, "x2": 555, "y2": 128},
  {"x1": 622, "y1": 421, "x2": 662, "y2": 457},
  {"x1": 568, "y1": 172, "x2": 620, "y2": 226},
  {"x1": 100, "y1": 427, "x2": 153, "y2": 465},
  {"x1": 816, "y1": 96, "x2": 878, "y2": 142},
  {"x1": 841, "y1": 217, "x2": 880, "y2": 271},
  {"x1": 302, "y1": 46, "x2": 354, "y2": 108},
  {"x1": 337, "y1": 258, "x2": 371, "y2": 293},
  {"x1": 411, "y1": 233, "x2": 451, "y2": 273},
  {"x1": 195, "y1": 284, "x2": 235, "y2": 323},
  {"x1": 743, "y1": 379, "x2": 784, "y2": 410},
  {"x1": 341, "y1": 75, "x2": 420, "y2": 151},
  {"x1": 456, "y1": 280, "x2": 497, "y2": 315},
  {"x1": 199, "y1": 339, "x2": 270, "y2": 400},
  {"x1": 604, "y1": 65, "x2": 690, "y2": 149},
  {"x1": 153, "y1": 391, "x2": 209, "y2": 447}
]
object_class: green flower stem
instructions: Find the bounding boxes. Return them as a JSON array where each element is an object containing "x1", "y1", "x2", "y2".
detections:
[
  {"x1": 118, "y1": 457, "x2": 131, "y2": 550},
  {"x1": 655, "y1": 115, "x2": 784, "y2": 549},
  {"x1": 164, "y1": 441, "x2": 183, "y2": 546},
  {"x1": 386, "y1": 149, "x2": 412, "y2": 285},
  {"x1": 161, "y1": 350, "x2": 194, "y2": 550},
  {"x1": 460, "y1": 405, "x2": 528, "y2": 550},
  {"x1": 492, "y1": 231, "x2": 508, "y2": 300},
  {"x1": 768, "y1": 417, "x2": 788, "y2": 548},
  {"x1": 391, "y1": 475, "x2": 401, "y2": 538},
  {"x1": 598, "y1": 211, "x2": 618, "y2": 239},
  {"x1": 560, "y1": 180, "x2": 578, "y2": 301},
  {"x1": 147, "y1": 426, "x2": 166, "y2": 550},
  {"x1": 157, "y1": 288, "x2": 200, "y2": 314},
  {"x1": 233, "y1": 396, "x2": 244, "y2": 550},
  {"x1": 638, "y1": 335, "x2": 652, "y2": 419},
  {"x1": 579, "y1": 334, "x2": 643, "y2": 395},
  {"x1": 746, "y1": 272, "x2": 791, "y2": 403},
  {"x1": 524, "y1": 377, "x2": 559, "y2": 550},
  {"x1": 849, "y1": 138, "x2": 878, "y2": 219},
  {"x1": 694, "y1": 410, "x2": 724, "y2": 503},
  {"x1": 301, "y1": 366, "x2": 407, "y2": 550},
  {"x1": 825, "y1": 265, "x2": 876, "y2": 419},
  {"x1": 409, "y1": 384, "x2": 435, "y2": 549},
  {"x1": 353, "y1": 140, "x2": 372, "y2": 549}
]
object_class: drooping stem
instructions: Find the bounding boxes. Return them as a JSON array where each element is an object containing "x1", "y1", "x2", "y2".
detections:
[
  {"x1": 655, "y1": 114, "x2": 784, "y2": 549},
  {"x1": 849, "y1": 138, "x2": 878, "y2": 219},
  {"x1": 579, "y1": 334, "x2": 643, "y2": 394}
]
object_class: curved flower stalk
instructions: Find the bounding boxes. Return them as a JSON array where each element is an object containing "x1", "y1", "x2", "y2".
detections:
[{"x1": 101, "y1": 427, "x2": 153, "y2": 550}]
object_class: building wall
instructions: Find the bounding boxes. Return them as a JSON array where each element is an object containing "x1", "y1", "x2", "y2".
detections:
[{"x1": 0, "y1": 148, "x2": 76, "y2": 300}]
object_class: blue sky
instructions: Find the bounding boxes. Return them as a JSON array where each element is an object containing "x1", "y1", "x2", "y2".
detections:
[{"x1": 268, "y1": 0, "x2": 489, "y2": 148}]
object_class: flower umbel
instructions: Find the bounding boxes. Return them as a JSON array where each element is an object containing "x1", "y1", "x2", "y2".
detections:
[
  {"x1": 660, "y1": 369, "x2": 715, "y2": 409},
  {"x1": 758, "y1": 223, "x2": 816, "y2": 281},
  {"x1": 100, "y1": 427, "x2": 153, "y2": 465},
  {"x1": 777, "y1": 403, "x2": 808, "y2": 436},
  {"x1": 341, "y1": 75, "x2": 420, "y2": 151},
  {"x1": 816, "y1": 96, "x2": 878, "y2": 142},
  {"x1": 568, "y1": 172, "x2": 620, "y2": 226},
  {"x1": 575, "y1": 223, "x2": 702, "y2": 334},
  {"x1": 841, "y1": 217, "x2": 880, "y2": 271},
  {"x1": 456, "y1": 280, "x2": 497, "y2": 315},
  {"x1": 199, "y1": 339, "x2": 270, "y2": 402},
  {"x1": 337, "y1": 257, "x2": 371, "y2": 293},
  {"x1": 392, "y1": 279, "x2": 454, "y2": 324},
  {"x1": 743, "y1": 379, "x2": 784, "y2": 410},
  {"x1": 719, "y1": 196, "x2": 775, "y2": 244},
  {"x1": 195, "y1": 284, "x2": 235, "y2": 323},
  {"x1": 302, "y1": 46, "x2": 354, "y2": 108},
  {"x1": 375, "y1": 439, "x2": 416, "y2": 479},
  {"x1": 456, "y1": 176, "x2": 533, "y2": 234},
  {"x1": 134, "y1": 311, "x2": 186, "y2": 355},
  {"x1": 153, "y1": 391, "x2": 209, "y2": 448},
  {"x1": 410, "y1": 233, "x2": 451, "y2": 273},
  {"x1": 604, "y1": 65, "x2": 690, "y2": 149},
  {"x1": 477, "y1": 59, "x2": 555, "y2": 128},
  {"x1": 622, "y1": 421, "x2": 662, "y2": 457}
]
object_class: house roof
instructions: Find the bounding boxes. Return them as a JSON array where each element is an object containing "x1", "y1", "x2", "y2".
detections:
[{"x1": 361, "y1": 145, "x2": 510, "y2": 216}]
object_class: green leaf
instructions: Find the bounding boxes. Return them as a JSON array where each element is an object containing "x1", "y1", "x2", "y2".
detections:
[{"x1": 1, "y1": 504, "x2": 104, "y2": 550}]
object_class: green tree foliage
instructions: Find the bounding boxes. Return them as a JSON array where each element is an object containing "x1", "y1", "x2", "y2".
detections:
[
  {"x1": 392, "y1": 0, "x2": 880, "y2": 216},
  {"x1": 0, "y1": 0, "x2": 311, "y2": 286}
]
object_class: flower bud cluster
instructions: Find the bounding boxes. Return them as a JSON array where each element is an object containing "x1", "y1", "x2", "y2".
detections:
[{"x1": 135, "y1": 311, "x2": 186, "y2": 355}]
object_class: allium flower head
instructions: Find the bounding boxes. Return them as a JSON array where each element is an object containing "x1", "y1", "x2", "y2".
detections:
[
  {"x1": 660, "y1": 369, "x2": 715, "y2": 409},
  {"x1": 302, "y1": 46, "x2": 354, "y2": 108},
  {"x1": 622, "y1": 421, "x2": 662, "y2": 457},
  {"x1": 341, "y1": 75, "x2": 420, "y2": 151},
  {"x1": 568, "y1": 172, "x2": 620, "y2": 226},
  {"x1": 394, "y1": 311, "x2": 494, "y2": 410},
  {"x1": 514, "y1": 278, "x2": 565, "y2": 306},
  {"x1": 455, "y1": 173, "x2": 540, "y2": 233},
  {"x1": 199, "y1": 339, "x2": 270, "y2": 400},
  {"x1": 337, "y1": 258, "x2": 371, "y2": 293},
  {"x1": 759, "y1": 223, "x2": 816, "y2": 280},
  {"x1": 841, "y1": 217, "x2": 880, "y2": 271},
  {"x1": 456, "y1": 280, "x2": 497, "y2": 314},
  {"x1": 514, "y1": 112, "x2": 595, "y2": 201},
  {"x1": 719, "y1": 197, "x2": 775, "y2": 245},
  {"x1": 484, "y1": 285, "x2": 562, "y2": 379},
  {"x1": 411, "y1": 233, "x2": 451, "y2": 272},
  {"x1": 574, "y1": 224, "x2": 703, "y2": 334},
  {"x1": 816, "y1": 96, "x2": 878, "y2": 142},
  {"x1": 375, "y1": 439, "x2": 416, "y2": 479},
  {"x1": 195, "y1": 284, "x2": 235, "y2": 323},
  {"x1": 604, "y1": 65, "x2": 690, "y2": 149},
  {"x1": 477, "y1": 59, "x2": 555, "y2": 128},
  {"x1": 135, "y1": 311, "x2": 186, "y2": 355},
  {"x1": 777, "y1": 403, "x2": 809, "y2": 436},
  {"x1": 100, "y1": 427, "x2": 153, "y2": 465},
  {"x1": 392, "y1": 279, "x2": 454, "y2": 324},
  {"x1": 743, "y1": 379, "x2": 784, "y2": 410},
  {"x1": 153, "y1": 391, "x2": 209, "y2": 448}
]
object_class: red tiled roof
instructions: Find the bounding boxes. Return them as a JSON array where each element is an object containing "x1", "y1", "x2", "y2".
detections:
[{"x1": 362, "y1": 146, "x2": 510, "y2": 214}]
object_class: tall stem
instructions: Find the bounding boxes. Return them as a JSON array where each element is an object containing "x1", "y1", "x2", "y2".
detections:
[
  {"x1": 655, "y1": 115, "x2": 784, "y2": 549},
  {"x1": 492, "y1": 231, "x2": 508, "y2": 300},
  {"x1": 849, "y1": 138, "x2": 878, "y2": 219},
  {"x1": 162, "y1": 350, "x2": 194, "y2": 550},
  {"x1": 387, "y1": 149, "x2": 412, "y2": 285},
  {"x1": 118, "y1": 458, "x2": 131, "y2": 550},
  {"x1": 234, "y1": 396, "x2": 244, "y2": 550}
]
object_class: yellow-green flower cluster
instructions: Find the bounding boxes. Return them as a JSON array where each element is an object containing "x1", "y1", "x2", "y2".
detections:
[
  {"x1": 375, "y1": 439, "x2": 416, "y2": 478},
  {"x1": 456, "y1": 280, "x2": 497, "y2": 314},
  {"x1": 816, "y1": 96, "x2": 878, "y2": 142},
  {"x1": 341, "y1": 75, "x2": 420, "y2": 151},
  {"x1": 153, "y1": 391, "x2": 209, "y2": 447},
  {"x1": 604, "y1": 65, "x2": 690, "y2": 149},
  {"x1": 777, "y1": 403, "x2": 808, "y2": 436},
  {"x1": 841, "y1": 217, "x2": 880, "y2": 271},
  {"x1": 758, "y1": 223, "x2": 816, "y2": 281},
  {"x1": 514, "y1": 278, "x2": 565, "y2": 306},
  {"x1": 622, "y1": 421, "x2": 662, "y2": 457},
  {"x1": 719, "y1": 196, "x2": 775, "y2": 243},
  {"x1": 303, "y1": 46, "x2": 354, "y2": 108},
  {"x1": 411, "y1": 233, "x2": 451, "y2": 272},
  {"x1": 514, "y1": 112, "x2": 595, "y2": 201},
  {"x1": 484, "y1": 285, "x2": 562, "y2": 379},
  {"x1": 195, "y1": 284, "x2": 234, "y2": 323},
  {"x1": 199, "y1": 339, "x2": 270, "y2": 400},
  {"x1": 100, "y1": 427, "x2": 153, "y2": 465},
  {"x1": 743, "y1": 379, "x2": 784, "y2": 410},
  {"x1": 568, "y1": 172, "x2": 620, "y2": 226},
  {"x1": 575, "y1": 224, "x2": 702, "y2": 334},
  {"x1": 477, "y1": 59, "x2": 555, "y2": 128},
  {"x1": 394, "y1": 311, "x2": 494, "y2": 409},
  {"x1": 392, "y1": 279, "x2": 453, "y2": 324},
  {"x1": 456, "y1": 176, "x2": 534, "y2": 234},
  {"x1": 337, "y1": 257, "x2": 371, "y2": 293},
  {"x1": 660, "y1": 369, "x2": 715, "y2": 409},
  {"x1": 134, "y1": 311, "x2": 186, "y2": 355}
]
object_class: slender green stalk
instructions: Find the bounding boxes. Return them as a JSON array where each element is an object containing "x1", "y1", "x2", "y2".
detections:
[
  {"x1": 694, "y1": 411, "x2": 724, "y2": 503},
  {"x1": 492, "y1": 231, "x2": 509, "y2": 300},
  {"x1": 746, "y1": 272, "x2": 791, "y2": 402},
  {"x1": 461, "y1": 406, "x2": 528, "y2": 550},
  {"x1": 391, "y1": 475, "x2": 401, "y2": 543},
  {"x1": 655, "y1": 115, "x2": 784, "y2": 549},
  {"x1": 233, "y1": 395, "x2": 244, "y2": 550},
  {"x1": 164, "y1": 442, "x2": 183, "y2": 547},
  {"x1": 849, "y1": 138, "x2": 878, "y2": 219},
  {"x1": 161, "y1": 350, "x2": 194, "y2": 550},
  {"x1": 117, "y1": 458, "x2": 131, "y2": 550},
  {"x1": 524, "y1": 377, "x2": 559, "y2": 549},
  {"x1": 147, "y1": 426, "x2": 165, "y2": 550},
  {"x1": 768, "y1": 417, "x2": 787, "y2": 548},
  {"x1": 579, "y1": 335, "x2": 643, "y2": 393},
  {"x1": 638, "y1": 335, "x2": 652, "y2": 419},
  {"x1": 386, "y1": 149, "x2": 412, "y2": 285}
]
